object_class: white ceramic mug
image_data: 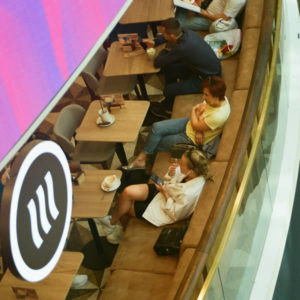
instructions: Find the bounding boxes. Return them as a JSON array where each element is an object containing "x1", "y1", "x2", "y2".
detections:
[
  {"x1": 98, "y1": 109, "x2": 114, "y2": 123},
  {"x1": 103, "y1": 175, "x2": 117, "y2": 189}
]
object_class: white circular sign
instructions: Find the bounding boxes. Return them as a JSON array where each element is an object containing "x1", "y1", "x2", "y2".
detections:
[{"x1": 2, "y1": 141, "x2": 72, "y2": 282}]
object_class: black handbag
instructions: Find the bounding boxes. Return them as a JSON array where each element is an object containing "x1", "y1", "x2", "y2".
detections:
[{"x1": 154, "y1": 222, "x2": 189, "y2": 256}]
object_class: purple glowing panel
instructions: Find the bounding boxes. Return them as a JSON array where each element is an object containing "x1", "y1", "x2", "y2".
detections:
[{"x1": 0, "y1": 0, "x2": 129, "y2": 166}]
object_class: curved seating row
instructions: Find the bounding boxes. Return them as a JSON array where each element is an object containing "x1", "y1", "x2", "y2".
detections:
[{"x1": 100, "y1": 0, "x2": 267, "y2": 298}]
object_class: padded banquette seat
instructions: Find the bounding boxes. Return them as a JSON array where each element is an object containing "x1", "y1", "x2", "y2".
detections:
[{"x1": 100, "y1": 0, "x2": 265, "y2": 298}]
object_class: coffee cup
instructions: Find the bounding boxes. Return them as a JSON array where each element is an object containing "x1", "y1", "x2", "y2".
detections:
[
  {"x1": 104, "y1": 96, "x2": 114, "y2": 105},
  {"x1": 146, "y1": 48, "x2": 156, "y2": 59},
  {"x1": 98, "y1": 108, "x2": 114, "y2": 123},
  {"x1": 103, "y1": 175, "x2": 117, "y2": 190}
]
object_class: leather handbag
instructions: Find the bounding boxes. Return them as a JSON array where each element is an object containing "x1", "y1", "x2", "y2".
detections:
[{"x1": 154, "y1": 222, "x2": 189, "y2": 256}]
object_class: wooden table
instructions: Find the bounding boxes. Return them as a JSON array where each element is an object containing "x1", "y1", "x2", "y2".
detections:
[
  {"x1": 0, "y1": 252, "x2": 83, "y2": 300},
  {"x1": 72, "y1": 169, "x2": 122, "y2": 269},
  {"x1": 120, "y1": 0, "x2": 175, "y2": 24},
  {"x1": 76, "y1": 100, "x2": 149, "y2": 165},
  {"x1": 72, "y1": 170, "x2": 122, "y2": 218},
  {"x1": 103, "y1": 42, "x2": 164, "y2": 99}
]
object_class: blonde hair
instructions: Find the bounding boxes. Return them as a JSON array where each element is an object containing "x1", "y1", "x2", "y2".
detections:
[{"x1": 184, "y1": 149, "x2": 210, "y2": 180}]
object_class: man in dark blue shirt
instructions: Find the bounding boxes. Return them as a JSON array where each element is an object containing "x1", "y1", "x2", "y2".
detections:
[{"x1": 144, "y1": 18, "x2": 221, "y2": 118}]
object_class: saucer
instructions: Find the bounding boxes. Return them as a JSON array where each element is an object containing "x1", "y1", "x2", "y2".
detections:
[
  {"x1": 97, "y1": 115, "x2": 115, "y2": 127},
  {"x1": 101, "y1": 177, "x2": 121, "y2": 192}
]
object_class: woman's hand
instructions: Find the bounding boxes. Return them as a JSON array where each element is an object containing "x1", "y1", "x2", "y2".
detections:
[
  {"x1": 196, "y1": 103, "x2": 206, "y2": 116},
  {"x1": 168, "y1": 159, "x2": 178, "y2": 177},
  {"x1": 195, "y1": 131, "x2": 204, "y2": 145},
  {"x1": 155, "y1": 183, "x2": 169, "y2": 201}
]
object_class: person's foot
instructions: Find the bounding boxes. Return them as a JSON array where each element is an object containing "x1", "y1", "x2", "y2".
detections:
[
  {"x1": 106, "y1": 225, "x2": 124, "y2": 244},
  {"x1": 94, "y1": 215, "x2": 116, "y2": 235},
  {"x1": 150, "y1": 102, "x2": 171, "y2": 119},
  {"x1": 71, "y1": 275, "x2": 88, "y2": 289},
  {"x1": 122, "y1": 158, "x2": 146, "y2": 171}
]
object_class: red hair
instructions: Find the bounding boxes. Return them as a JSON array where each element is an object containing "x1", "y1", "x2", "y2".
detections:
[{"x1": 201, "y1": 76, "x2": 226, "y2": 100}]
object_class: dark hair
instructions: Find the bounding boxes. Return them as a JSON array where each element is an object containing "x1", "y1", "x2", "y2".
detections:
[
  {"x1": 201, "y1": 76, "x2": 226, "y2": 100},
  {"x1": 184, "y1": 149, "x2": 210, "y2": 179},
  {"x1": 160, "y1": 18, "x2": 182, "y2": 36}
]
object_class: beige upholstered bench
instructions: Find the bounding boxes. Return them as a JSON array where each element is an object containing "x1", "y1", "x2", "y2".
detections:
[{"x1": 100, "y1": 0, "x2": 265, "y2": 297}]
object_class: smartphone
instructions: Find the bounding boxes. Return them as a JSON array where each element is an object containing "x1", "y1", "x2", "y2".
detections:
[{"x1": 150, "y1": 173, "x2": 164, "y2": 185}]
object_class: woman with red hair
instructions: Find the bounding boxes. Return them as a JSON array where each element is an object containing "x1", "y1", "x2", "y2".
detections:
[{"x1": 125, "y1": 76, "x2": 230, "y2": 170}]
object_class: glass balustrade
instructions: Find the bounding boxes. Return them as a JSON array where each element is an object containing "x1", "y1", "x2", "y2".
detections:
[{"x1": 206, "y1": 51, "x2": 283, "y2": 299}]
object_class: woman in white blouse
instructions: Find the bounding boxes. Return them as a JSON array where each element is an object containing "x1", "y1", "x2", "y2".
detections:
[
  {"x1": 176, "y1": 0, "x2": 247, "y2": 31},
  {"x1": 97, "y1": 149, "x2": 210, "y2": 244}
]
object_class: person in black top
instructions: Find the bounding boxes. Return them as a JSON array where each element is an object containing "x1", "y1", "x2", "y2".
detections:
[{"x1": 143, "y1": 18, "x2": 221, "y2": 119}]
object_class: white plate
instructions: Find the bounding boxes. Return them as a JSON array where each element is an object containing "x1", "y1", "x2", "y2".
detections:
[
  {"x1": 101, "y1": 178, "x2": 121, "y2": 192},
  {"x1": 183, "y1": 0, "x2": 195, "y2": 3},
  {"x1": 96, "y1": 115, "x2": 115, "y2": 127}
]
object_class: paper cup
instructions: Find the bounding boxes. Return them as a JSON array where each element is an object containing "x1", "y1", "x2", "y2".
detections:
[
  {"x1": 146, "y1": 48, "x2": 156, "y2": 59},
  {"x1": 104, "y1": 96, "x2": 114, "y2": 104}
]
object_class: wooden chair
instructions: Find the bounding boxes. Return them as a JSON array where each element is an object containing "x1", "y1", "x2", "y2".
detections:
[{"x1": 53, "y1": 104, "x2": 116, "y2": 169}]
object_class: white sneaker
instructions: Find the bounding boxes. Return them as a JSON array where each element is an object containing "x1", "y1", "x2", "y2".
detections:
[
  {"x1": 71, "y1": 274, "x2": 88, "y2": 289},
  {"x1": 94, "y1": 215, "x2": 116, "y2": 235},
  {"x1": 106, "y1": 225, "x2": 124, "y2": 244}
]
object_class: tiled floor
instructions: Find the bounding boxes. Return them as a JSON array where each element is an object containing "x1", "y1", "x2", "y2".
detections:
[{"x1": 39, "y1": 70, "x2": 164, "y2": 300}]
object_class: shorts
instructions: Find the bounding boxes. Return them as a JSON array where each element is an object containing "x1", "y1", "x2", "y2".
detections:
[{"x1": 134, "y1": 184, "x2": 158, "y2": 218}]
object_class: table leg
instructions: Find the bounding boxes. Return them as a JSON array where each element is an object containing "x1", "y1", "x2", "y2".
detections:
[
  {"x1": 88, "y1": 218, "x2": 104, "y2": 253},
  {"x1": 137, "y1": 75, "x2": 149, "y2": 100},
  {"x1": 116, "y1": 142, "x2": 128, "y2": 165},
  {"x1": 81, "y1": 218, "x2": 110, "y2": 269},
  {"x1": 149, "y1": 22, "x2": 159, "y2": 37}
]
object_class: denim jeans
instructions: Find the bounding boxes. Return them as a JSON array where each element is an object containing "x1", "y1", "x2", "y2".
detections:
[
  {"x1": 143, "y1": 118, "x2": 192, "y2": 154},
  {"x1": 176, "y1": 8, "x2": 212, "y2": 31},
  {"x1": 162, "y1": 63, "x2": 204, "y2": 110}
]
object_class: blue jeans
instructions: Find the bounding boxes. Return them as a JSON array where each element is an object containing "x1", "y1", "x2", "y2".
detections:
[
  {"x1": 143, "y1": 118, "x2": 192, "y2": 154},
  {"x1": 176, "y1": 8, "x2": 212, "y2": 31},
  {"x1": 162, "y1": 63, "x2": 204, "y2": 110}
]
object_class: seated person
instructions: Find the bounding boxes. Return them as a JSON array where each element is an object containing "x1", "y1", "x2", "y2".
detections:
[
  {"x1": 126, "y1": 76, "x2": 230, "y2": 170},
  {"x1": 97, "y1": 149, "x2": 209, "y2": 244},
  {"x1": 143, "y1": 17, "x2": 221, "y2": 119},
  {"x1": 176, "y1": 0, "x2": 247, "y2": 31}
]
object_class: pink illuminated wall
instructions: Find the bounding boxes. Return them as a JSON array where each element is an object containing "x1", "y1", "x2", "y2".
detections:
[{"x1": 0, "y1": 0, "x2": 131, "y2": 169}]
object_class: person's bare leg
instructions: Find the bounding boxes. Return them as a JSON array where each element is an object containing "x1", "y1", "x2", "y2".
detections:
[{"x1": 110, "y1": 184, "x2": 149, "y2": 225}]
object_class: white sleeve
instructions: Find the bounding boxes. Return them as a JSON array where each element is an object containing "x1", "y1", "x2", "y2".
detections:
[
  {"x1": 163, "y1": 191, "x2": 187, "y2": 222},
  {"x1": 224, "y1": 0, "x2": 247, "y2": 18}
]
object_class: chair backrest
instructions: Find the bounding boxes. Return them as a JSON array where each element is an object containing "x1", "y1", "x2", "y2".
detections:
[
  {"x1": 81, "y1": 71, "x2": 99, "y2": 92},
  {"x1": 84, "y1": 46, "x2": 107, "y2": 75},
  {"x1": 82, "y1": 46, "x2": 108, "y2": 93},
  {"x1": 53, "y1": 104, "x2": 86, "y2": 155}
]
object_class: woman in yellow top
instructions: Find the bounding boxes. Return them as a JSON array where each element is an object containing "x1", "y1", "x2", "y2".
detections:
[{"x1": 125, "y1": 76, "x2": 230, "y2": 169}]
